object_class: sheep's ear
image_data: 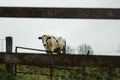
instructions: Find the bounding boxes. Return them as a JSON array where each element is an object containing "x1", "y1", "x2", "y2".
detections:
[{"x1": 38, "y1": 37, "x2": 42, "y2": 39}]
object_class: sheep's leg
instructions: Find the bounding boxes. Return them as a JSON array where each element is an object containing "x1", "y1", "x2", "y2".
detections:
[
  {"x1": 62, "y1": 47, "x2": 66, "y2": 54},
  {"x1": 50, "y1": 48, "x2": 54, "y2": 54}
]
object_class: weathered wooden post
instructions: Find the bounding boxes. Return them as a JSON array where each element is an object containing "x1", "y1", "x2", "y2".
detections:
[{"x1": 5, "y1": 36, "x2": 14, "y2": 80}]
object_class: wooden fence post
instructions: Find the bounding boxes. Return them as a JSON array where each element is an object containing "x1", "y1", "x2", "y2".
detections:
[{"x1": 5, "y1": 36, "x2": 14, "y2": 80}]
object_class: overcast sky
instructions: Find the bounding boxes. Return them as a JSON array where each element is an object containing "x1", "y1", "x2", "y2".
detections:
[
  {"x1": 1, "y1": 0, "x2": 120, "y2": 8},
  {"x1": 0, "y1": 0, "x2": 120, "y2": 55}
]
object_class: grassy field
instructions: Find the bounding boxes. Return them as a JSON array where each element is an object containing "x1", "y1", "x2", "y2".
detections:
[{"x1": 0, "y1": 64, "x2": 120, "y2": 80}]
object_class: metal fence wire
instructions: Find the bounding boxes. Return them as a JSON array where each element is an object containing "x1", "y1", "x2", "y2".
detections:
[
  {"x1": 0, "y1": 47, "x2": 120, "y2": 80},
  {"x1": 0, "y1": 64, "x2": 118, "y2": 80},
  {"x1": 0, "y1": 63, "x2": 120, "y2": 80},
  {"x1": 12, "y1": 46, "x2": 120, "y2": 80}
]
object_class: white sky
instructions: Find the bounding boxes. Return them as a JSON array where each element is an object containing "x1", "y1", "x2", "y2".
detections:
[
  {"x1": 0, "y1": 0, "x2": 120, "y2": 8},
  {"x1": 0, "y1": 0, "x2": 120, "y2": 55}
]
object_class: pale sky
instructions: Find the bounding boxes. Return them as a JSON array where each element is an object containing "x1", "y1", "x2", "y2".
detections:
[
  {"x1": 0, "y1": 0, "x2": 120, "y2": 55},
  {"x1": 0, "y1": 0, "x2": 120, "y2": 8}
]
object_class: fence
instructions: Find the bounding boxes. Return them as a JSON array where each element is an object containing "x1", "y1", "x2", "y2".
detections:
[
  {"x1": 1, "y1": 58, "x2": 120, "y2": 80},
  {"x1": 0, "y1": 7, "x2": 120, "y2": 80},
  {"x1": 0, "y1": 7, "x2": 120, "y2": 19},
  {"x1": 0, "y1": 36, "x2": 120, "y2": 80},
  {"x1": 15, "y1": 46, "x2": 54, "y2": 80}
]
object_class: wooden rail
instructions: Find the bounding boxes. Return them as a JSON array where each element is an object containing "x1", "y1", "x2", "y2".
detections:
[
  {"x1": 0, "y1": 7, "x2": 120, "y2": 19},
  {"x1": 0, "y1": 52, "x2": 120, "y2": 67}
]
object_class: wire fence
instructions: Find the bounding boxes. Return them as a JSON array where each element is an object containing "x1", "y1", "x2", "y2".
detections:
[
  {"x1": 13, "y1": 46, "x2": 120, "y2": 80},
  {"x1": 0, "y1": 45, "x2": 120, "y2": 80},
  {"x1": 1, "y1": 64, "x2": 120, "y2": 80}
]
